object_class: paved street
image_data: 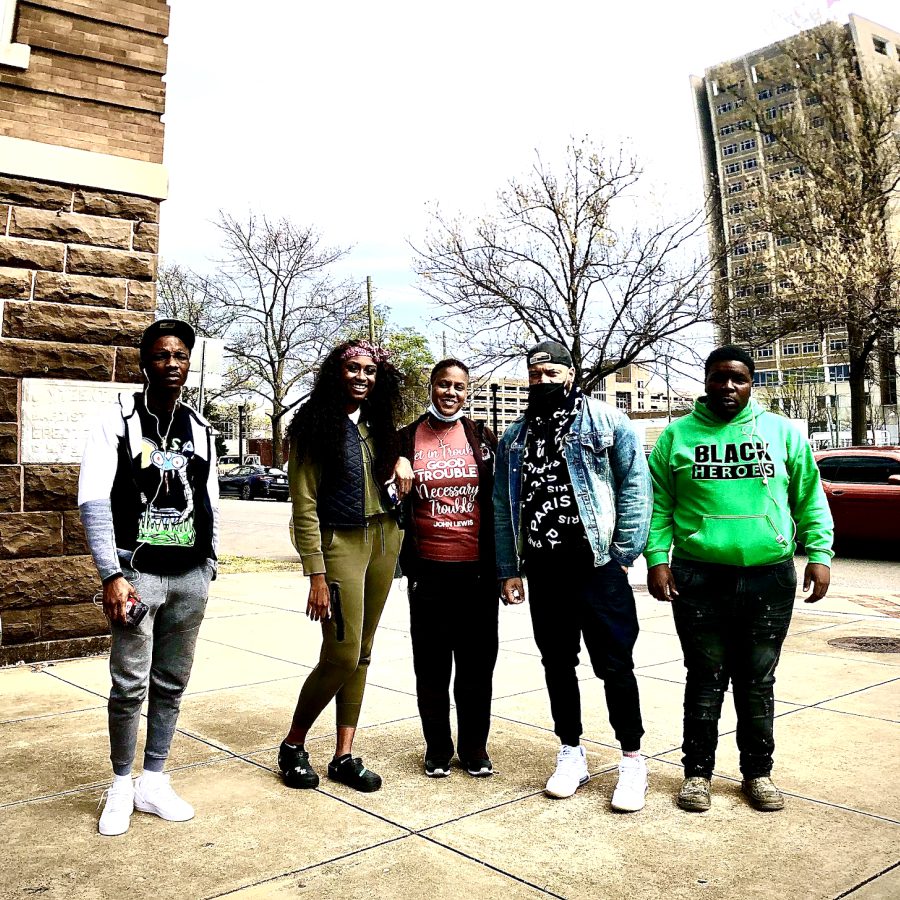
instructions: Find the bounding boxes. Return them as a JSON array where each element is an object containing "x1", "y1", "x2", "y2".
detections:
[
  {"x1": 1, "y1": 500, "x2": 899, "y2": 898},
  {"x1": 219, "y1": 497, "x2": 294, "y2": 561}
]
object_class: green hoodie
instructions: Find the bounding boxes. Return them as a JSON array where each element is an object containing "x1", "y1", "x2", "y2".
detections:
[{"x1": 644, "y1": 397, "x2": 833, "y2": 568}]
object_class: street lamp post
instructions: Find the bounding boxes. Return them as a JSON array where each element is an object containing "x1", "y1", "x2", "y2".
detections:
[
  {"x1": 490, "y1": 382, "x2": 499, "y2": 435},
  {"x1": 237, "y1": 401, "x2": 246, "y2": 465}
]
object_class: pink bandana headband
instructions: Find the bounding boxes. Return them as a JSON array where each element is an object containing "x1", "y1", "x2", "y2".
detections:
[{"x1": 341, "y1": 340, "x2": 391, "y2": 364}]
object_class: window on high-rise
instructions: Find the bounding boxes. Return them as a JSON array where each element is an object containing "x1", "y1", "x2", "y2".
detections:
[
  {"x1": 743, "y1": 158, "x2": 758, "y2": 171},
  {"x1": 616, "y1": 367, "x2": 632, "y2": 383},
  {"x1": 765, "y1": 106, "x2": 777, "y2": 120},
  {"x1": 723, "y1": 143, "x2": 738, "y2": 157},
  {"x1": 776, "y1": 235, "x2": 794, "y2": 246},
  {"x1": 715, "y1": 101, "x2": 734, "y2": 115},
  {"x1": 829, "y1": 365, "x2": 850, "y2": 382},
  {"x1": 783, "y1": 343, "x2": 800, "y2": 356},
  {"x1": 740, "y1": 138, "x2": 757, "y2": 151},
  {"x1": 873, "y1": 36, "x2": 889, "y2": 56},
  {"x1": 616, "y1": 392, "x2": 631, "y2": 410},
  {"x1": 763, "y1": 133, "x2": 777, "y2": 145},
  {"x1": 725, "y1": 162, "x2": 741, "y2": 175},
  {"x1": 829, "y1": 338, "x2": 848, "y2": 352},
  {"x1": 728, "y1": 182, "x2": 744, "y2": 194},
  {"x1": 776, "y1": 83, "x2": 794, "y2": 94},
  {"x1": 802, "y1": 341, "x2": 820, "y2": 354},
  {"x1": 757, "y1": 88, "x2": 772, "y2": 100}
]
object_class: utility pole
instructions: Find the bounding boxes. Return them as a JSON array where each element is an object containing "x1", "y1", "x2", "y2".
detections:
[
  {"x1": 366, "y1": 276, "x2": 375, "y2": 342},
  {"x1": 490, "y1": 382, "x2": 499, "y2": 435},
  {"x1": 197, "y1": 339, "x2": 207, "y2": 414}
]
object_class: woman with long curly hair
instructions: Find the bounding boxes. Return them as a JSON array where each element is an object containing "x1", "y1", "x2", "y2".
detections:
[{"x1": 279, "y1": 339, "x2": 412, "y2": 792}]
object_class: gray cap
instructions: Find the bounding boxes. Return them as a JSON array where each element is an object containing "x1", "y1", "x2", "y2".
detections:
[{"x1": 526, "y1": 339, "x2": 573, "y2": 368}]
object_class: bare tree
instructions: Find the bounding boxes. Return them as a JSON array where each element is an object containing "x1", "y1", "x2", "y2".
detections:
[
  {"x1": 727, "y1": 21, "x2": 900, "y2": 444},
  {"x1": 156, "y1": 261, "x2": 255, "y2": 408},
  {"x1": 412, "y1": 140, "x2": 715, "y2": 392},
  {"x1": 207, "y1": 213, "x2": 366, "y2": 467}
]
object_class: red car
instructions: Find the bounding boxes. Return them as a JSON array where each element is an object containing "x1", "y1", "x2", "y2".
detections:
[{"x1": 814, "y1": 447, "x2": 900, "y2": 544}]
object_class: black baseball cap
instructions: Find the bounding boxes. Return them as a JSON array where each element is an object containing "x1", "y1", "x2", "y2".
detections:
[
  {"x1": 526, "y1": 339, "x2": 573, "y2": 368},
  {"x1": 140, "y1": 319, "x2": 196, "y2": 358}
]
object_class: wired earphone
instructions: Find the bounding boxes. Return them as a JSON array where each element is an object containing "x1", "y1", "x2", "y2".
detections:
[
  {"x1": 92, "y1": 368, "x2": 184, "y2": 611},
  {"x1": 741, "y1": 408, "x2": 796, "y2": 548}
]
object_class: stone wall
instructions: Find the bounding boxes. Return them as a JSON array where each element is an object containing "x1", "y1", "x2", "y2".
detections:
[
  {"x1": 0, "y1": 174, "x2": 160, "y2": 663},
  {"x1": 0, "y1": 1, "x2": 169, "y2": 664},
  {"x1": 2, "y1": 0, "x2": 169, "y2": 162}
]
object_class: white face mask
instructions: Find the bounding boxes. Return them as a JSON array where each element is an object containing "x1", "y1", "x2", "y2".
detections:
[{"x1": 427, "y1": 401, "x2": 465, "y2": 423}]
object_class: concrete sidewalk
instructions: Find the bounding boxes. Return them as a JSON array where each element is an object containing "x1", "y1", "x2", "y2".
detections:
[{"x1": 2, "y1": 566, "x2": 899, "y2": 899}]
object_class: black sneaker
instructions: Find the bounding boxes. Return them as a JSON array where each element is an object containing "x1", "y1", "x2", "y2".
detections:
[
  {"x1": 327, "y1": 755, "x2": 382, "y2": 792},
  {"x1": 424, "y1": 757, "x2": 452, "y2": 778},
  {"x1": 462, "y1": 756, "x2": 494, "y2": 778},
  {"x1": 278, "y1": 742, "x2": 319, "y2": 789}
]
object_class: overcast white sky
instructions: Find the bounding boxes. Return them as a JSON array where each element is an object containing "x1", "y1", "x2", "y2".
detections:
[{"x1": 159, "y1": 0, "x2": 900, "y2": 378}]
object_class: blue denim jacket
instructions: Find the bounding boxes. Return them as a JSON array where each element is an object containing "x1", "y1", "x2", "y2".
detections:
[{"x1": 493, "y1": 396, "x2": 652, "y2": 579}]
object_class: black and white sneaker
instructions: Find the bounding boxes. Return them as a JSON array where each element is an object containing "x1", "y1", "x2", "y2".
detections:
[
  {"x1": 424, "y1": 758, "x2": 452, "y2": 778},
  {"x1": 463, "y1": 757, "x2": 494, "y2": 778},
  {"x1": 278, "y1": 742, "x2": 319, "y2": 789}
]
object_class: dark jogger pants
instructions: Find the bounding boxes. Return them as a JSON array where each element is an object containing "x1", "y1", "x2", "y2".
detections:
[
  {"x1": 408, "y1": 560, "x2": 499, "y2": 761},
  {"x1": 670, "y1": 558, "x2": 796, "y2": 780},
  {"x1": 526, "y1": 558, "x2": 644, "y2": 752}
]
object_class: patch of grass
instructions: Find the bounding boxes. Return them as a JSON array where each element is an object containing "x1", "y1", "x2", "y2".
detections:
[{"x1": 217, "y1": 554, "x2": 303, "y2": 574}]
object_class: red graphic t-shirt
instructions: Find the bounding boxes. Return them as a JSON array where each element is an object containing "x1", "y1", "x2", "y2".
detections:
[{"x1": 411, "y1": 420, "x2": 480, "y2": 562}]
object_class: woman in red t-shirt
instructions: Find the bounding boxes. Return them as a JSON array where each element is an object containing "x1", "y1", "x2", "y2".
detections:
[{"x1": 398, "y1": 359, "x2": 499, "y2": 778}]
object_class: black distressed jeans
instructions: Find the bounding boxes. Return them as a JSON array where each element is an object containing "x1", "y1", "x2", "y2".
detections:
[
  {"x1": 526, "y1": 557, "x2": 644, "y2": 752},
  {"x1": 670, "y1": 558, "x2": 796, "y2": 780},
  {"x1": 408, "y1": 560, "x2": 499, "y2": 762}
]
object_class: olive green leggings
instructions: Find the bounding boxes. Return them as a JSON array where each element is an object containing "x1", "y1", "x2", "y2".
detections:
[{"x1": 291, "y1": 515, "x2": 401, "y2": 731}]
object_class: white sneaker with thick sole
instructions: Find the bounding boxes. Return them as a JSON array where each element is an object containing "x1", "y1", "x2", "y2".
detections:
[
  {"x1": 544, "y1": 745, "x2": 589, "y2": 798},
  {"x1": 98, "y1": 778, "x2": 134, "y2": 836},
  {"x1": 611, "y1": 755, "x2": 648, "y2": 812},
  {"x1": 134, "y1": 773, "x2": 195, "y2": 822}
]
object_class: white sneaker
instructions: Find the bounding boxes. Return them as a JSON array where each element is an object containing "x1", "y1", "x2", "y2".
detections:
[
  {"x1": 134, "y1": 773, "x2": 195, "y2": 822},
  {"x1": 611, "y1": 755, "x2": 648, "y2": 812},
  {"x1": 544, "y1": 744, "x2": 589, "y2": 798},
  {"x1": 98, "y1": 778, "x2": 134, "y2": 836}
]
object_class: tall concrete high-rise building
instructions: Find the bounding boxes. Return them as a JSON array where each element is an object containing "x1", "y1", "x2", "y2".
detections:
[{"x1": 691, "y1": 14, "x2": 900, "y2": 440}]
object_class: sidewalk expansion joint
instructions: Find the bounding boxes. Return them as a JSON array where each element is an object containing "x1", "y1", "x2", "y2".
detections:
[
  {"x1": 834, "y1": 858, "x2": 900, "y2": 899},
  {"x1": 418, "y1": 832, "x2": 566, "y2": 899},
  {"x1": 204, "y1": 834, "x2": 411, "y2": 899}
]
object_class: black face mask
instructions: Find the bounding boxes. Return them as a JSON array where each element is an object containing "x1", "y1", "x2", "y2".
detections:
[{"x1": 527, "y1": 381, "x2": 567, "y2": 412}]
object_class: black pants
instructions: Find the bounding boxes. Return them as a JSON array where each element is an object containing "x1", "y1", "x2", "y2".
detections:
[
  {"x1": 408, "y1": 560, "x2": 499, "y2": 761},
  {"x1": 526, "y1": 557, "x2": 643, "y2": 752},
  {"x1": 670, "y1": 558, "x2": 796, "y2": 780}
]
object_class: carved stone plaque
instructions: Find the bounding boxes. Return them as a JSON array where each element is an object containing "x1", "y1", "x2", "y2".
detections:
[{"x1": 21, "y1": 379, "x2": 135, "y2": 463}]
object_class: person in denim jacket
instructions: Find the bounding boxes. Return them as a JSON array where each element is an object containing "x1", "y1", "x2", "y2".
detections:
[{"x1": 494, "y1": 340, "x2": 653, "y2": 811}]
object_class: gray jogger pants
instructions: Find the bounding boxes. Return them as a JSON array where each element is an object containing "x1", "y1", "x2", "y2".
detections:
[{"x1": 108, "y1": 563, "x2": 211, "y2": 775}]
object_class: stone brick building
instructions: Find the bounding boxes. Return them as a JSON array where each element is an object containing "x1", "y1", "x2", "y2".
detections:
[{"x1": 0, "y1": 0, "x2": 169, "y2": 664}]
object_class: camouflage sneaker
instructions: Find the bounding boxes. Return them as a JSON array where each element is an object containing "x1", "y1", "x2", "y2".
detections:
[
  {"x1": 677, "y1": 776, "x2": 711, "y2": 812},
  {"x1": 741, "y1": 776, "x2": 784, "y2": 811}
]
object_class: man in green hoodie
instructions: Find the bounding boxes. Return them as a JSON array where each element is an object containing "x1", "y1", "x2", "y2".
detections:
[{"x1": 645, "y1": 345, "x2": 833, "y2": 814}]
